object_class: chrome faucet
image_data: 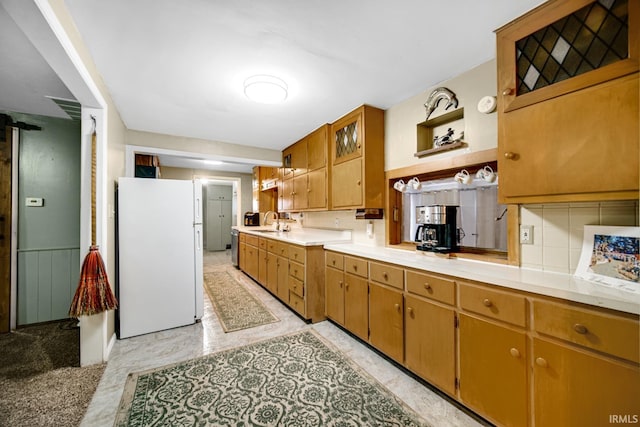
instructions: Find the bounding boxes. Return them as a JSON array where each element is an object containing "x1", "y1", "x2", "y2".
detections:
[{"x1": 263, "y1": 211, "x2": 279, "y2": 229}]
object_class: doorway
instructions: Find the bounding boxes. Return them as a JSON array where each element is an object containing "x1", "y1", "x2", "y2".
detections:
[{"x1": 204, "y1": 183, "x2": 233, "y2": 252}]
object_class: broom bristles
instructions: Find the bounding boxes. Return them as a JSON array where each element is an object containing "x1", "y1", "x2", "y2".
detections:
[{"x1": 69, "y1": 246, "x2": 118, "y2": 317}]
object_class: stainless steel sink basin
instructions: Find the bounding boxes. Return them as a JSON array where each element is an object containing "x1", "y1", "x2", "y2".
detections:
[{"x1": 254, "y1": 229, "x2": 279, "y2": 233}]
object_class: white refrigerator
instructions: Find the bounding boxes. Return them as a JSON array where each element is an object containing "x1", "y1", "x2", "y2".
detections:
[{"x1": 116, "y1": 177, "x2": 204, "y2": 339}]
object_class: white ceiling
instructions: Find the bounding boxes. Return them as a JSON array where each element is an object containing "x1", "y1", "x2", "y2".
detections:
[{"x1": 1, "y1": 0, "x2": 546, "y2": 171}]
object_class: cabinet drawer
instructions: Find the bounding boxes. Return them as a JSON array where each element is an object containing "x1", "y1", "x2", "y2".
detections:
[
  {"x1": 369, "y1": 261, "x2": 403, "y2": 290},
  {"x1": 245, "y1": 234, "x2": 259, "y2": 247},
  {"x1": 289, "y1": 291, "x2": 305, "y2": 316},
  {"x1": 266, "y1": 238, "x2": 278, "y2": 253},
  {"x1": 344, "y1": 256, "x2": 368, "y2": 278},
  {"x1": 459, "y1": 282, "x2": 527, "y2": 327},
  {"x1": 258, "y1": 237, "x2": 267, "y2": 250},
  {"x1": 325, "y1": 251, "x2": 344, "y2": 270},
  {"x1": 277, "y1": 242, "x2": 289, "y2": 257},
  {"x1": 406, "y1": 269, "x2": 455, "y2": 306},
  {"x1": 289, "y1": 260, "x2": 305, "y2": 282},
  {"x1": 533, "y1": 299, "x2": 640, "y2": 363},
  {"x1": 288, "y1": 245, "x2": 306, "y2": 264},
  {"x1": 289, "y1": 275, "x2": 304, "y2": 298},
  {"x1": 239, "y1": 233, "x2": 246, "y2": 243}
]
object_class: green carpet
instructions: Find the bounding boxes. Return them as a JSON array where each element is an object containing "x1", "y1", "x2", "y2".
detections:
[
  {"x1": 204, "y1": 270, "x2": 279, "y2": 332},
  {"x1": 114, "y1": 330, "x2": 429, "y2": 426}
]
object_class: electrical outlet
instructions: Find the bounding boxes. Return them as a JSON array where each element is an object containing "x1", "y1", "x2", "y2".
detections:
[
  {"x1": 334, "y1": 218, "x2": 340, "y2": 228},
  {"x1": 520, "y1": 225, "x2": 533, "y2": 244}
]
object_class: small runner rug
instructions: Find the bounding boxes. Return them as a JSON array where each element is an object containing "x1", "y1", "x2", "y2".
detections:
[
  {"x1": 113, "y1": 330, "x2": 429, "y2": 427},
  {"x1": 204, "y1": 270, "x2": 279, "y2": 332}
]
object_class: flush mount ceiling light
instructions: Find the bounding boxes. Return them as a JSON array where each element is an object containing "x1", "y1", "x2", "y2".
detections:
[{"x1": 243, "y1": 75, "x2": 288, "y2": 104}]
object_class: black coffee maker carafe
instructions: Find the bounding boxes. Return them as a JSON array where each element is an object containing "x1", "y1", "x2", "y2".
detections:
[{"x1": 414, "y1": 205, "x2": 459, "y2": 253}]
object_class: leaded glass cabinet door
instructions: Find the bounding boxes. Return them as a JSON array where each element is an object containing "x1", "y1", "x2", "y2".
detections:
[
  {"x1": 331, "y1": 108, "x2": 363, "y2": 165},
  {"x1": 497, "y1": 0, "x2": 638, "y2": 112}
]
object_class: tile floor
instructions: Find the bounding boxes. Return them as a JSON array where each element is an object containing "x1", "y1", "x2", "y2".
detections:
[{"x1": 81, "y1": 250, "x2": 486, "y2": 427}]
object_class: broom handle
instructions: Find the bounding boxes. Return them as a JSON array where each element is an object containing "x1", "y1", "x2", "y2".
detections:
[{"x1": 91, "y1": 131, "x2": 96, "y2": 246}]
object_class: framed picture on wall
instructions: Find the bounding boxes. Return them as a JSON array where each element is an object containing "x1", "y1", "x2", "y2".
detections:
[{"x1": 575, "y1": 225, "x2": 640, "y2": 294}]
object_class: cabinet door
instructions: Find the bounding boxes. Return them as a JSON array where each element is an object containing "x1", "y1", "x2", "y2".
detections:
[
  {"x1": 405, "y1": 295, "x2": 456, "y2": 396},
  {"x1": 344, "y1": 273, "x2": 368, "y2": 342},
  {"x1": 293, "y1": 174, "x2": 308, "y2": 210},
  {"x1": 258, "y1": 248, "x2": 267, "y2": 286},
  {"x1": 281, "y1": 178, "x2": 294, "y2": 211},
  {"x1": 331, "y1": 158, "x2": 362, "y2": 209},
  {"x1": 325, "y1": 267, "x2": 344, "y2": 325},
  {"x1": 246, "y1": 244, "x2": 259, "y2": 280},
  {"x1": 239, "y1": 242, "x2": 246, "y2": 271},
  {"x1": 307, "y1": 125, "x2": 327, "y2": 171},
  {"x1": 206, "y1": 200, "x2": 223, "y2": 251},
  {"x1": 276, "y1": 256, "x2": 289, "y2": 303},
  {"x1": 290, "y1": 139, "x2": 308, "y2": 176},
  {"x1": 220, "y1": 200, "x2": 232, "y2": 247},
  {"x1": 459, "y1": 313, "x2": 528, "y2": 427},
  {"x1": 307, "y1": 168, "x2": 326, "y2": 210},
  {"x1": 266, "y1": 252, "x2": 278, "y2": 295},
  {"x1": 331, "y1": 109, "x2": 362, "y2": 165},
  {"x1": 533, "y1": 337, "x2": 640, "y2": 427},
  {"x1": 369, "y1": 282, "x2": 403, "y2": 363}
]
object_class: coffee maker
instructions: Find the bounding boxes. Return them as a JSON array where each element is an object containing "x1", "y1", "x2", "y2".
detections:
[{"x1": 414, "y1": 205, "x2": 459, "y2": 253}]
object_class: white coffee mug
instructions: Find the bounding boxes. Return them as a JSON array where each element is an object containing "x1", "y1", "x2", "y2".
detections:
[
  {"x1": 476, "y1": 165, "x2": 496, "y2": 183},
  {"x1": 408, "y1": 177, "x2": 422, "y2": 190},
  {"x1": 454, "y1": 169, "x2": 472, "y2": 184},
  {"x1": 393, "y1": 179, "x2": 406, "y2": 192}
]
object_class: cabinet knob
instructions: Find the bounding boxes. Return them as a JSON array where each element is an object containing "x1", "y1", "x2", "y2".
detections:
[
  {"x1": 535, "y1": 357, "x2": 548, "y2": 368},
  {"x1": 407, "y1": 307, "x2": 413, "y2": 315},
  {"x1": 332, "y1": 259, "x2": 336, "y2": 265},
  {"x1": 394, "y1": 303, "x2": 400, "y2": 311},
  {"x1": 573, "y1": 323, "x2": 588, "y2": 335},
  {"x1": 383, "y1": 272, "x2": 388, "y2": 280},
  {"x1": 483, "y1": 298, "x2": 492, "y2": 307},
  {"x1": 353, "y1": 265, "x2": 358, "y2": 271},
  {"x1": 307, "y1": 188, "x2": 311, "y2": 192},
  {"x1": 509, "y1": 348, "x2": 521, "y2": 358},
  {"x1": 504, "y1": 152, "x2": 516, "y2": 160},
  {"x1": 345, "y1": 283, "x2": 349, "y2": 290},
  {"x1": 356, "y1": 180, "x2": 361, "y2": 186},
  {"x1": 502, "y1": 88, "x2": 514, "y2": 96},
  {"x1": 424, "y1": 283, "x2": 431, "y2": 290}
]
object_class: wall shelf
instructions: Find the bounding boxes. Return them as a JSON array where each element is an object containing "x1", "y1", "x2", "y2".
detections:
[{"x1": 415, "y1": 108, "x2": 465, "y2": 157}]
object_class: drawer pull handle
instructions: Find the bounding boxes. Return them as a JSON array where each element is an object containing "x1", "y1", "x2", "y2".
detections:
[
  {"x1": 483, "y1": 298, "x2": 492, "y2": 307},
  {"x1": 383, "y1": 272, "x2": 388, "y2": 280},
  {"x1": 509, "y1": 348, "x2": 520, "y2": 358},
  {"x1": 573, "y1": 324, "x2": 588, "y2": 334},
  {"x1": 535, "y1": 357, "x2": 548, "y2": 368},
  {"x1": 424, "y1": 283, "x2": 431, "y2": 290}
]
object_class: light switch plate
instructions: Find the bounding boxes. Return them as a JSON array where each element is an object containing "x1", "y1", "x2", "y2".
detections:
[
  {"x1": 520, "y1": 225, "x2": 533, "y2": 244},
  {"x1": 25, "y1": 197, "x2": 44, "y2": 207}
]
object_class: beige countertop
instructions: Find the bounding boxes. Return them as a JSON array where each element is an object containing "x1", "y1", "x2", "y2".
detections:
[{"x1": 323, "y1": 243, "x2": 640, "y2": 315}]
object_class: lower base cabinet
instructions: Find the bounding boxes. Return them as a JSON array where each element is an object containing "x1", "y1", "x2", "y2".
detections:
[
  {"x1": 369, "y1": 282, "x2": 403, "y2": 364},
  {"x1": 344, "y1": 273, "x2": 368, "y2": 341},
  {"x1": 533, "y1": 337, "x2": 640, "y2": 427},
  {"x1": 458, "y1": 314, "x2": 528, "y2": 427},
  {"x1": 404, "y1": 295, "x2": 456, "y2": 396}
]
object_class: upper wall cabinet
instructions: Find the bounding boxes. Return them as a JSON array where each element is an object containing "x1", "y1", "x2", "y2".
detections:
[
  {"x1": 330, "y1": 105, "x2": 385, "y2": 210},
  {"x1": 496, "y1": 0, "x2": 639, "y2": 203},
  {"x1": 280, "y1": 124, "x2": 329, "y2": 212}
]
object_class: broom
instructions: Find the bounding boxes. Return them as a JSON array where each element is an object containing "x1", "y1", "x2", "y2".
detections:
[{"x1": 69, "y1": 118, "x2": 118, "y2": 317}]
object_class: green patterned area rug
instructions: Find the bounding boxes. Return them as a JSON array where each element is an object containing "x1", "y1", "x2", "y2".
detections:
[
  {"x1": 204, "y1": 271, "x2": 279, "y2": 332},
  {"x1": 114, "y1": 330, "x2": 429, "y2": 427}
]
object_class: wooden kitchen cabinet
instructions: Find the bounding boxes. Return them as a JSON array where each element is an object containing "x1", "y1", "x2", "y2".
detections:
[
  {"x1": 533, "y1": 337, "x2": 640, "y2": 427},
  {"x1": 330, "y1": 105, "x2": 385, "y2": 210},
  {"x1": 369, "y1": 282, "x2": 404, "y2": 364},
  {"x1": 459, "y1": 313, "x2": 528, "y2": 427},
  {"x1": 496, "y1": 0, "x2": 639, "y2": 203},
  {"x1": 258, "y1": 238, "x2": 267, "y2": 286},
  {"x1": 281, "y1": 124, "x2": 329, "y2": 212},
  {"x1": 405, "y1": 295, "x2": 456, "y2": 396},
  {"x1": 325, "y1": 251, "x2": 369, "y2": 341},
  {"x1": 244, "y1": 235, "x2": 260, "y2": 280}
]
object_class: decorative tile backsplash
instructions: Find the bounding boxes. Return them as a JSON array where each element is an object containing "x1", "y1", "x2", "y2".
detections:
[{"x1": 520, "y1": 200, "x2": 639, "y2": 273}]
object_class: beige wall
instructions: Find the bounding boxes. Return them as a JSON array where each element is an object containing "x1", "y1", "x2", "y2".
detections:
[{"x1": 126, "y1": 129, "x2": 282, "y2": 164}]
